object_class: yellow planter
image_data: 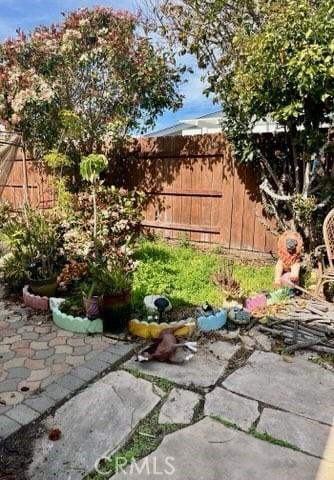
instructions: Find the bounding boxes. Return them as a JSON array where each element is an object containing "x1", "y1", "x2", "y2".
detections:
[{"x1": 129, "y1": 319, "x2": 195, "y2": 339}]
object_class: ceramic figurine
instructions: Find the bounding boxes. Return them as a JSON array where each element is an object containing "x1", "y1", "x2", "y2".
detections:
[
  {"x1": 274, "y1": 230, "x2": 303, "y2": 287},
  {"x1": 136, "y1": 328, "x2": 197, "y2": 364}
]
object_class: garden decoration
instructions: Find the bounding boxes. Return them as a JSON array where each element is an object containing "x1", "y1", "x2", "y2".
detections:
[
  {"x1": 227, "y1": 306, "x2": 251, "y2": 326},
  {"x1": 144, "y1": 295, "x2": 172, "y2": 317},
  {"x1": 196, "y1": 304, "x2": 228, "y2": 332},
  {"x1": 129, "y1": 318, "x2": 195, "y2": 339},
  {"x1": 136, "y1": 328, "x2": 198, "y2": 364},
  {"x1": 22, "y1": 285, "x2": 49, "y2": 311},
  {"x1": 154, "y1": 297, "x2": 171, "y2": 323},
  {"x1": 245, "y1": 294, "x2": 267, "y2": 313},
  {"x1": 274, "y1": 230, "x2": 303, "y2": 287},
  {"x1": 82, "y1": 290, "x2": 102, "y2": 321},
  {"x1": 50, "y1": 297, "x2": 103, "y2": 334}
]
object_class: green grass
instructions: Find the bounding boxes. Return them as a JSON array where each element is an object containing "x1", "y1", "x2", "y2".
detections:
[
  {"x1": 212, "y1": 417, "x2": 300, "y2": 452},
  {"x1": 132, "y1": 240, "x2": 273, "y2": 309},
  {"x1": 123, "y1": 368, "x2": 176, "y2": 394},
  {"x1": 248, "y1": 428, "x2": 300, "y2": 451}
]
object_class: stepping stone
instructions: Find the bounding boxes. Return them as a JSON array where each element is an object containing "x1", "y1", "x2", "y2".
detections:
[
  {"x1": 28, "y1": 370, "x2": 161, "y2": 480},
  {"x1": 159, "y1": 388, "x2": 200, "y2": 424},
  {"x1": 257, "y1": 408, "x2": 331, "y2": 459},
  {"x1": 204, "y1": 387, "x2": 259, "y2": 431},
  {"x1": 112, "y1": 417, "x2": 319, "y2": 480},
  {"x1": 126, "y1": 342, "x2": 239, "y2": 389},
  {"x1": 223, "y1": 351, "x2": 334, "y2": 425}
]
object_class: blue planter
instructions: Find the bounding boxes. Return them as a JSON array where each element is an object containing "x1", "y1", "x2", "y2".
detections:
[{"x1": 197, "y1": 309, "x2": 227, "y2": 332}]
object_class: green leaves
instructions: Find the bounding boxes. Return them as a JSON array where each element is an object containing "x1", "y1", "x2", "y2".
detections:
[
  {"x1": 79, "y1": 154, "x2": 108, "y2": 183},
  {"x1": 44, "y1": 150, "x2": 73, "y2": 170}
]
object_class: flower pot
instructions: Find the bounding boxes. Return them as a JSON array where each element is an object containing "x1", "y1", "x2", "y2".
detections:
[
  {"x1": 101, "y1": 290, "x2": 131, "y2": 333},
  {"x1": 82, "y1": 293, "x2": 102, "y2": 320},
  {"x1": 29, "y1": 274, "x2": 58, "y2": 298}
]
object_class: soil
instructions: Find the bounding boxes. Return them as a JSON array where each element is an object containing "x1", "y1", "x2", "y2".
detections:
[{"x1": 0, "y1": 422, "x2": 44, "y2": 480}]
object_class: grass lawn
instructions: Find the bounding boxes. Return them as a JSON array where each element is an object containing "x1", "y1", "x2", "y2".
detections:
[{"x1": 133, "y1": 240, "x2": 274, "y2": 309}]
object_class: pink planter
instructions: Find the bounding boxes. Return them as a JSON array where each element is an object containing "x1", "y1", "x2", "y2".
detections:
[
  {"x1": 245, "y1": 294, "x2": 267, "y2": 312},
  {"x1": 22, "y1": 285, "x2": 49, "y2": 311}
]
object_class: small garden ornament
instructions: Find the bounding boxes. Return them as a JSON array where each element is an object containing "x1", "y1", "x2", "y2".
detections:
[
  {"x1": 137, "y1": 328, "x2": 197, "y2": 364},
  {"x1": 274, "y1": 230, "x2": 303, "y2": 287}
]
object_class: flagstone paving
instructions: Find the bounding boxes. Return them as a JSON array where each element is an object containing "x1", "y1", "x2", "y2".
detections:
[
  {"x1": 223, "y1": 350, "x2": 334, "y2": 425},
  {"x1": 112, "y1": 418, "x2": 321, "y2": 480},
  {"x1": 1, "y1": 313, "x2": 334, "y2": 480},
  {"x1": 126, "y1": 341, "x2": 239, "y2": 389},
  {"x1": 28, "y1": 370, "x2": 163, "y2": 480}
]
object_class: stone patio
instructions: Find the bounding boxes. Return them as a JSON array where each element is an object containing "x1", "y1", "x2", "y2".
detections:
[{"x1": 1, "y1": 325, "x2": 334, "y2": 479}]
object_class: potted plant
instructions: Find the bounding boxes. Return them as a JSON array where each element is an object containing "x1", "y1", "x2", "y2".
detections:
[
  {"x1": 81, "y1": 278, "x2": 103, "y2": 320},
  {"x1": 25, "y1": 210, "x2": 64, "y2": 297},
  {"x1": 0, "y1": 207, "x2": 63, "y2": 296},
  {"x1": 90, "y1": 260, "x2": 132, "y2": 333}
]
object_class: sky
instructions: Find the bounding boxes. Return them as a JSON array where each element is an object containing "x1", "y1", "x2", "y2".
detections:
[{"x1": 0, "y1": 0, "x2": 217, "y2": 133}]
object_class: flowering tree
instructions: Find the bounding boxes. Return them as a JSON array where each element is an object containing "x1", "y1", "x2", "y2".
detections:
[{"x1": 0, "y1": 7, "x2": 182, "y2": 173}]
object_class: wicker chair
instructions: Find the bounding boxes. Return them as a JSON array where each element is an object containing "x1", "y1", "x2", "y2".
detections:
[{"x1": 315, "y1": 208, "x2": 334, "y2": 296}]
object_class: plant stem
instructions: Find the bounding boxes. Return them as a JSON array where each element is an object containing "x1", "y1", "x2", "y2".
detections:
[{"x1": 92, "y1": 183, "x2": 97, "y2": 239}]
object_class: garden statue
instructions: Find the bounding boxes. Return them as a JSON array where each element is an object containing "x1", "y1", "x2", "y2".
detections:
[
  {"x1": 274, "y1": 230, "x2": 303, "y2": 287},
  {"x1": 136, "y1": 328, "x2": 197, "y2": 364}
]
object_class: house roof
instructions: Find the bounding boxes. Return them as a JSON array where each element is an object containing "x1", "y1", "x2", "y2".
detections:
[{"x1": 145, "y1": 110, "x2": 281, "y2": 137}]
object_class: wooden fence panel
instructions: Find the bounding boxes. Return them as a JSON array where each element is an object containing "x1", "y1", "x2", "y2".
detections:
[{"x1": 129, "y1": 134, "x2": 277, "y2": 253}]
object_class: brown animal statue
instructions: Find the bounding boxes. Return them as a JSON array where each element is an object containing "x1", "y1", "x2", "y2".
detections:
[{"x1": 137, "y1": 328, "x2": 197, "y2": 364}]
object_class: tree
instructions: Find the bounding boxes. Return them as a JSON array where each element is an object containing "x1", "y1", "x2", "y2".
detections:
[
  {"x1": 155, "y1": 0, "x2": 334, "y2": 246},
  {"x1": 0, "y1": 7, "x2": 182, "y2": 182}
]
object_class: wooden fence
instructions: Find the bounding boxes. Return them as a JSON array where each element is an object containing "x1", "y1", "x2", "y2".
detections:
[
  {"x1": 0, "y1": 146, "x2": 54, "y2": 209},
  {"x1": 0, "y1": 133, "x2": 277, "y2": 254},
  {"x1": 125, "y1": 134, "x2": 277, "y2": 253}
]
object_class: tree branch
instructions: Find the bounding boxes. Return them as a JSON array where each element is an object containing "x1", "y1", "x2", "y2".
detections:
[{"x1": 260, "y1": 179, "x2": 292, "y2": 202}]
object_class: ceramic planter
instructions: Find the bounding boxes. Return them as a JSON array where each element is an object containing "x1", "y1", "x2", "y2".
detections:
[
  {"x1": 29, "y1": 274, "x2": 58, "y2": 298},
  {"x1": 101, "y1": 291, "x2": 131, "y2": 333},
  {"x1": 129, "y1": 318, "x2": 196, "y2": 339},
  {"x1": 197, "y1": 309, "x2": 227, "y2": 332},
  {"x1": 50, "y1": 297, "x2": 103, "y2": 334},
  {"x1": 82, "y1": 293, "x2": 102, "y2": 320},
  {"x1": 22, "y1": 285, "x2": 49, "y2": 311}
]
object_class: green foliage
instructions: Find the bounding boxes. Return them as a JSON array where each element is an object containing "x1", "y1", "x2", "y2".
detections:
[
  {"x1": 0, "y1": 207, "x2": 64, "y2": 289},
  {"x1": 64, "y1": 185, "x2": 144, "y2": 260},
  {"x1": 0, "y1": 200, "x2": 12, "y2": 225},
  {"x1": 132, "y1": 240, "x2": 273, "y2": 308},
  {"x1": 52, "y1": 177, "x2": 74, "y2": 214},
  {"x1": 44, "y1": 150, "x2": 73, "y2": 170},
  {"x1": 292, "y1": 194, "x2": 317, "y2": 227},
  {"x1": 79, "y1": 154, "x2": 108, "y2": 184},
  {"x1": 159, "y1": 0, "x2": 334, "y2": 243},
  {"x1": 249, "y1": 428, "x2": 300, "y2": 451},
  {"x1": 89, "y1": 260, "x2": 133, "y2": 295},
  {"x1": 1, "y1": 252, "x2": 30, "y2": 291},
  {"x1": 59, "y1": 109, "x2": 83, "y2": 139}
]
